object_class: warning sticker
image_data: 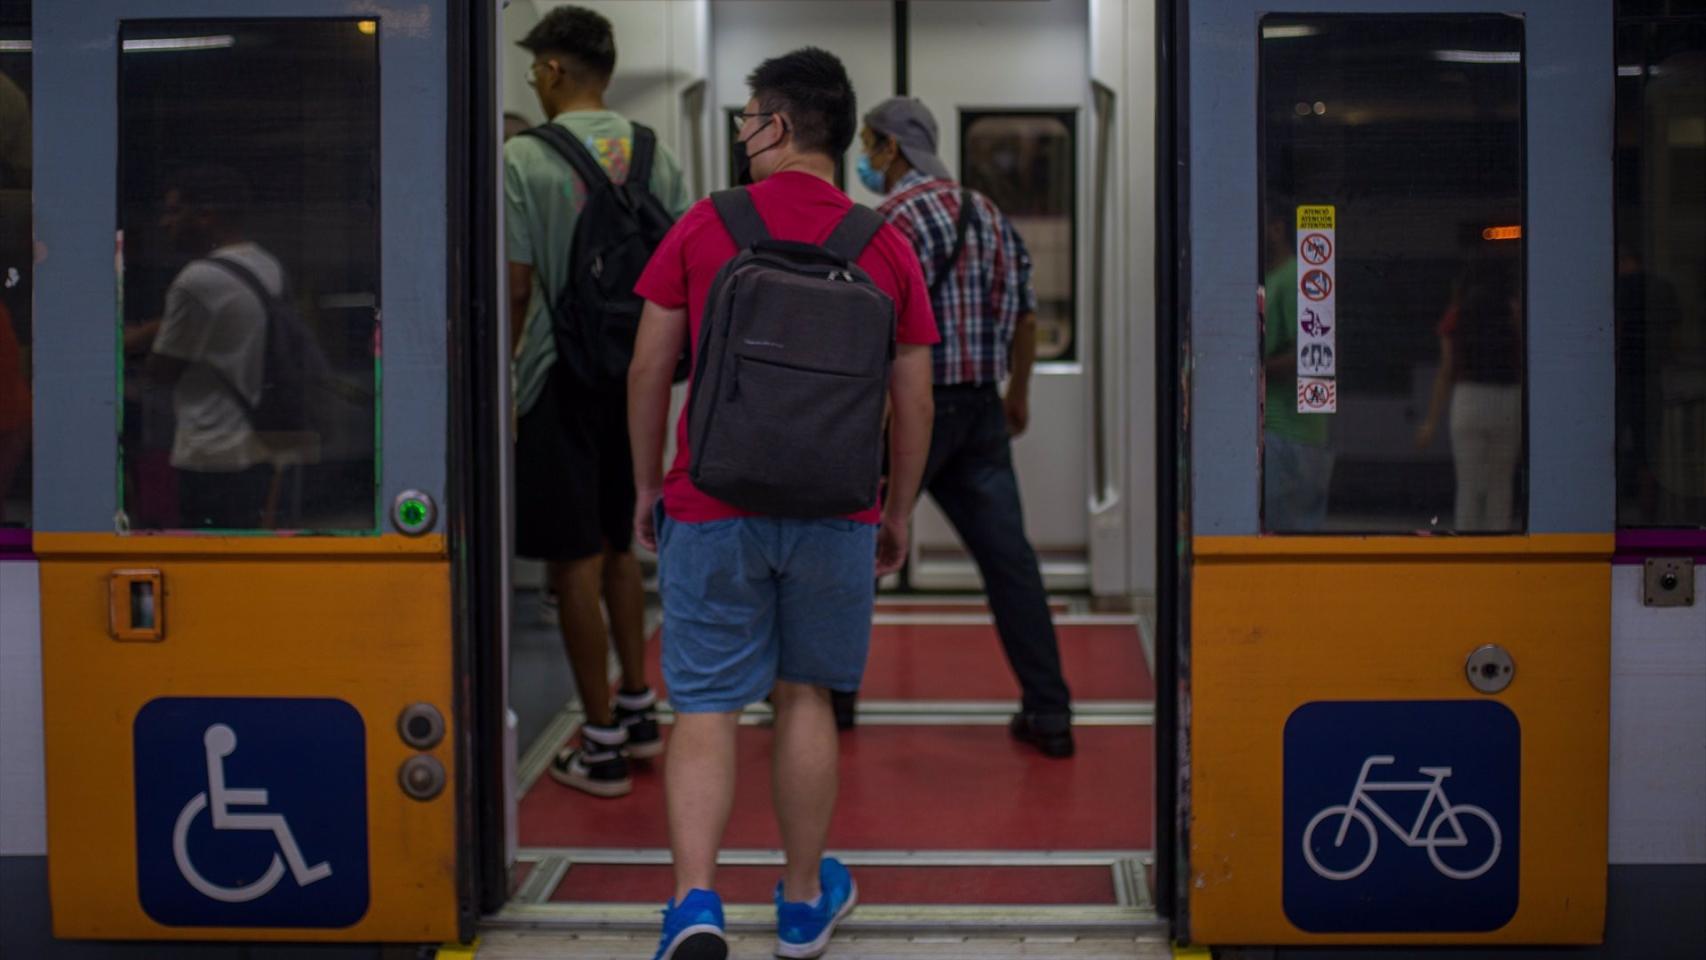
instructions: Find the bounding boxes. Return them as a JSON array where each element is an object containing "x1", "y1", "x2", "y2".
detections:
[
  {"x1": 1298, "y1": 377, "x2": 1337, "y2": 413},
  {"x1": 1297, "y1": 205, "x2": 1336, "y2": 231},
  {"x1": 1295, "y1": 205, "x2": 1337, "y2": 410}
]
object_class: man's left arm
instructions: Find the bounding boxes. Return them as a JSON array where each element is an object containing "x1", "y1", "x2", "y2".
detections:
[{"x1": 1002, "y1": 218, "x2": 1039, "y2": 436}]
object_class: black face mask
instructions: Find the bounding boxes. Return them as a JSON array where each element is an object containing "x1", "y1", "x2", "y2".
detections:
[{"x1": 734, "y1": 117, "x2": 783, "y2": 186}]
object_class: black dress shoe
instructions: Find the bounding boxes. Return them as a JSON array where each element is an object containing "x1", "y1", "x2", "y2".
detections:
[{"x1": 1009, "y1": 713, "x2": 1075, "y2": 758}]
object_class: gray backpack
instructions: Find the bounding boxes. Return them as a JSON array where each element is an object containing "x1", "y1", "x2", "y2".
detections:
[{"x1": 687, "y1": 188, "x2": 896, "y2": 518}]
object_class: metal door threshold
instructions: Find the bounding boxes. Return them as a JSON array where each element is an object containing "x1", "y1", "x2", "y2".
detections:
[
  {"x1": 485, "y1": 902, "x2": 1164, "y2": 935},
  {"x1": 469, "y1": 928, "x2": 1176, "y2": 959}
]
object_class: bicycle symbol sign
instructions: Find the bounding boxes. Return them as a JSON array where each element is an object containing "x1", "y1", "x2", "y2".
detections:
[
  {"x1": 1300, "y1": 269, "x2": 1333, "y2": 301},
  {"x1": 1300, "y1": 233, "x2": 1333, "y2": 265},
  {"x1": 135, "y1": 698, "x2": 369, "y2": 928},
  {"x1": 1303, "y1": 756, "x2": 1502, "y2": 881},
  {"x1": 1283, "y1": 700, "x2": 1519, "y2": 934}
]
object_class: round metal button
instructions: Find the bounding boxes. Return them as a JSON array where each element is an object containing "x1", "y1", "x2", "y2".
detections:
[
  {"x1": 397, "y1": 703, "x2": 445, "y2": 750},
  {"x1": 392, "y1": 489, "x2": 437, "y2": 536},
  {"x1": 1464, "y1": 644, "x2": 1514, "y2": 695},
  {"x1": 399, "y1": 755, "x2": 446, "y2": 801}
]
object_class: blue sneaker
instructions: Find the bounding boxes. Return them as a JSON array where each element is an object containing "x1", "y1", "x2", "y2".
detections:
[
  {"x1": 653, "y1": 889, "x2": 727, "y2": 960},
  {"x1": 774, "y1": 857, "x2": 858, "y2": 959}
]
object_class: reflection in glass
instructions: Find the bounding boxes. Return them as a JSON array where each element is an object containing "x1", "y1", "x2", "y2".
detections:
[
  {"x1": 0, "y1": 11, "x2": 30, "y2": 530},
  {"x1": 1260, "y1": 15, "x2": 1526, "y2": 533},
  {"x1": 119, "y1": 20, "x2": 379, "y2": 532},
  {"x1": 1616, "y1": 11, "x2": 1706, "y2": 529},
  {"x1": 962, "y1": 113, "x2": 1075, "y2": 363}
]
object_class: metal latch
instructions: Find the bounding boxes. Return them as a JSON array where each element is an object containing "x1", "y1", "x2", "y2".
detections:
[{"x1": 1643, "y1": 557, "x2": 1695, "y2": 608}]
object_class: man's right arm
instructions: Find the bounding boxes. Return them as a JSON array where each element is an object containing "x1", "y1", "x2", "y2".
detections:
[
  {"x1": 503, "y1": 144, "x2": 536, "y2": 357},
  {"x1": 628, "y1": 299, "x2": 689, "y2": 552}
]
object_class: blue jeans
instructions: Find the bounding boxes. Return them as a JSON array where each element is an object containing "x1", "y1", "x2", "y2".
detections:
[
  {"x1": 920, "y1": 385, "x2": 1071, "y2": 723},
  {"x1": 657, "y1": 506, "x2": 878, "y2": 713}
]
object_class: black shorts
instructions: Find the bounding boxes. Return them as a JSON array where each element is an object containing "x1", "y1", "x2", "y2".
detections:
[{"x1": 514, "y1": 364, "x2": 635, "y2": 561}]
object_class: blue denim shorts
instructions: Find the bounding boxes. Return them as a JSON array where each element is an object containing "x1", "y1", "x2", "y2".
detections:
[{"x1": 657, "y1": 506, "x2": 878, "y2": 713}]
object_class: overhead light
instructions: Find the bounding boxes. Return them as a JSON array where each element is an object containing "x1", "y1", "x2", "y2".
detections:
[
  {"x1": 1617, "y1": 65, "x2": 1644, "y2": 77},
  {"x1": 0, "y1": 40, "x2": 31, "y2": 53},
  {"x1": 1263, "y1": 25, "x2": 1319, "y2": 39},
  {"x1": 122, "y1": 35, "x2": 236, "y2": 53},
  {"x1": 1482, "y1": 225, "x2": 1522, "y2": 241},
  {"x1": 357, "y1": 20, "x2": 378, "y2": 36},
  {"x1": 1434, "y1": 50, "x2": 1521, "y2": 64}
]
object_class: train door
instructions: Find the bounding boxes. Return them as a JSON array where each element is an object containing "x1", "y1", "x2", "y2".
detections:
[
  {"x1": 1178, "y1": 0, "x2": 1615, "y2": 945},
  {"x1": 32, "y1": 0, "x2": 467, "y2": 943},
  {"x1": 907, "y1": 0, "x2": 1145, "y2": 596}
]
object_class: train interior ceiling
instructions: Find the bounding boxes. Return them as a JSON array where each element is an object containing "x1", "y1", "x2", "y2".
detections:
[{"x1": 0, "y1": 0, "x2": 1701, "y2": 958}]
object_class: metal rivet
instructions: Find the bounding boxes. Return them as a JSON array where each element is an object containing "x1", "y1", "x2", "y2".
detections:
[{"x1": 399, "y1": 755, "x2": 445, "y2": 801}]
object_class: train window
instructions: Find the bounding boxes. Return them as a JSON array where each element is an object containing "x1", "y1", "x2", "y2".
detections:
[
  {"x1": 1614, "y1": 9, "x2": 1706, "y2": 530},
  {"x1": 961, "y1": 111, "x2": 1076, "y2": 363},
  {"x1": 118, "y1": 20, "x2": 380, "y2": 533},
  {"x1": 0, "y1": 5, "x2": 30, "y2": 535},
  {"x1": 1258, "y1": 15, "x2": 1526, "y2": 534}
]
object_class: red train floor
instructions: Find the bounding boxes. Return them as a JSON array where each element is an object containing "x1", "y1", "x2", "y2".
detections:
[
  {"x1": 518, "y1": 724, "x2": 1153, "y2": 851},
  {"x1": 642, "y1": 623, "x2": 1152, "y2": 702},
  {"x1": 550, "y1": 863, "x2": 1119, "y2": 905}
]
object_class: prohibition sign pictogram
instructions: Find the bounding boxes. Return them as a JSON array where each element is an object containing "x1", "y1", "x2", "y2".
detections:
[
  {"x1": 1301, "y1": 269, "x2": 1333, "y2": 301},
  {"x1": 1301, "y1": 380, "x2": 1334, "y2": 410},
  {"x1": 1300, "y1": 232, "x2": 1333, "y2": 265}
]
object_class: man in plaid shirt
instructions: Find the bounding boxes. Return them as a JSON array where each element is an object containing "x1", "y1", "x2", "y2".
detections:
[{"x1": 858, "y1": 97, "x2": 1074, "y2": 758}]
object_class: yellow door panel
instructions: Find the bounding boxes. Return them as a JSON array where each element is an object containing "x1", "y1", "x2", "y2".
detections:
[
  {"x1": 1189, "y1": 534, "x2": 1610, "y2": 944},
  {"x1": 38, "y1": 535, "x2": 458, "y2": 942}
]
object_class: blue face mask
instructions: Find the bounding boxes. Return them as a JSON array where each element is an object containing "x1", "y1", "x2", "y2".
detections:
[{"x1": 856, "y1": 152, "x2": 887, "y2": 194}]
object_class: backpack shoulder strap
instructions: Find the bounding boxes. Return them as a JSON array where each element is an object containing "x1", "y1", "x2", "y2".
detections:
[
  {"x1": 710, "y1": 188, "x2": 770, "y2": 249},
  {"x1": 822, "y1": 204, "x2": 885, "y2": 263},
  {"x1": 930, "y1": 188, "x2": 977, "y2": 300},
  {"x1": 522, "y1": 123, "x2": 611, "y2": 192},
  {"x1": 205, "y1": 256, "x2": 275, "y2": 306},
  {"x1": 629, "y1": 123, "x2": 657, "y2": 192}
]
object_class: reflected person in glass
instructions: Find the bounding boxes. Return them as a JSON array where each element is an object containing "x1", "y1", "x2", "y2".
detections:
[
  {"x1": 1416, "y1": 259, "x2": 1523, "y2": 532},
  {"x1": 144, "y1": 166, "x2": 286, "y2": 530}
]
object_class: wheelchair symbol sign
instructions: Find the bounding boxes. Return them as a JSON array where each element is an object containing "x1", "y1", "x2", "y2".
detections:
[{"x1": 135, "y1": 698, "x2": 369, "y2": 927}]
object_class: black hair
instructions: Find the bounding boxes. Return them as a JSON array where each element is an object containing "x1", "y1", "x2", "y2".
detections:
[
  {"x1": 518, "y1": 5, "x2": 616, "y2": 84},
  {"x1": 171, "y1": 164, "x2": 252, "y2": 228},
  {"x1": 746, "y1": 47, "x2": 856, "y2": 158}
]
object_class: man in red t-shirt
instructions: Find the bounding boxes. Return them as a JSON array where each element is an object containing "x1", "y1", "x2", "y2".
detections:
[{"x1": 629, "y1": 47, "x2": 937, "y2": 960}]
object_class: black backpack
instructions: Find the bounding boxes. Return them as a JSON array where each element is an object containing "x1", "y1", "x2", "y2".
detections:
[
  {"x1": 205, "y1": 256, "x2": 330, "y2": 436},
  {"x1": 686, "y1": 189, "x2": 895, "y2": 518},
  {"x1": 521, "y1": 121, "x2": 677, "y2": 390}
]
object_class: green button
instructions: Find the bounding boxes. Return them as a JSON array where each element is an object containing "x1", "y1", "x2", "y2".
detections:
[{"x1": 399, "y1": 499, "x2": 428, "y2": 528}]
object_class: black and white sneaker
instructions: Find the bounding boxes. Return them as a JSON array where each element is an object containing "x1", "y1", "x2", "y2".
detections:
[
  {"x1": 549, "y1": 723, "x2": 632, "y2": 797},
  {"x1": 615, "y1": 687, "x2": 665, "y2": 760}
]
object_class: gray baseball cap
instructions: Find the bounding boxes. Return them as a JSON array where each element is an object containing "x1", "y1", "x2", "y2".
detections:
[{"x1": 864, "y1": 97, "x2": 953, "y2": 182}]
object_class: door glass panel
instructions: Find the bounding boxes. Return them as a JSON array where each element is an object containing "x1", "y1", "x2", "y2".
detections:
[
  {"x1": 119, "y1": 19, "x2": 380, "y2": 533},
  {"x1": 961, "y1": 111, "x2": 1076, "y2": 363},
  {"x1": 1259, "y1": 15, "x2": 1526, "y2": 534},
  {"x1": 1615, "y1": 8, "x2": 1706, "y2": 529},
  {"x1": 0, "y1": 4, "x2": 30, "y2": 532}
]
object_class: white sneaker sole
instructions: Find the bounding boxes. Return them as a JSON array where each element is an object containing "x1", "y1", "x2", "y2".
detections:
[
  {"x1": 546, "y1": 763, "x2": 632, "y2": 798},
  {"x1": 774, "y1": 882, "x2": 858, "y2": 959}
]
